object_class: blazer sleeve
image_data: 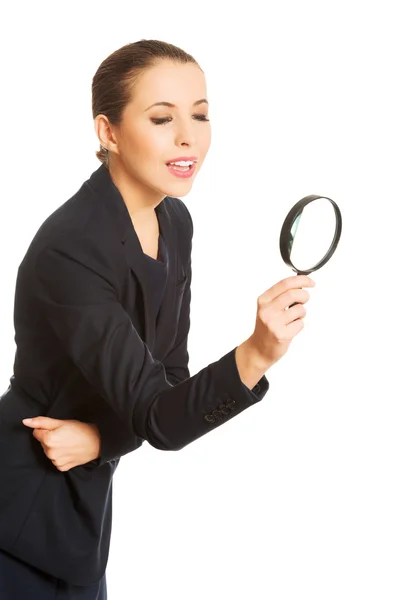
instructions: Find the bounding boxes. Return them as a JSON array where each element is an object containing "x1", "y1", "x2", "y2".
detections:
[
  {"x1": 34, "y1": 234, "x2": 269, "y2": 455},
  {"x1": 162, "y1": 256, "x2": 268, "y2": 395}
]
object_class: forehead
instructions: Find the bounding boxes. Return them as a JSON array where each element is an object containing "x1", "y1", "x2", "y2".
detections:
[{"x1": 130, "y1": 60, "x2": 207, "y2": 106}]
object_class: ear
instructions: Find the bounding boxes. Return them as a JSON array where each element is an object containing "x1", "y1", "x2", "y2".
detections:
[{"x1": 94, "y1": 114, "x2": 119, "y2": 155}]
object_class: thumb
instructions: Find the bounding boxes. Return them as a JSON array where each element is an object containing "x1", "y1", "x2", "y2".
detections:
[{"x1": 22, "y1": 416, "x2": 62, "y2": 430}]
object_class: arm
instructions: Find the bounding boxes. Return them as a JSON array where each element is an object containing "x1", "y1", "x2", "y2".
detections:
[
  {"x1": 34, "y1": 233, "x2": 269, "y2": 456},
  {"x1": 89, "y1": 205, "x2": 266, "y2": 465},
  {"x1": 160, "y1": 239, "x2": 268, "y2": 395},
  {"x1": 91, "y1": 251, "x2": 192, "y2": 466},
  {"x1": 90, "y1": 233, "x2": 195, "y2": 465},
  {"x1": 26, "y1": 251, "x2": 268, "y2": 469}
]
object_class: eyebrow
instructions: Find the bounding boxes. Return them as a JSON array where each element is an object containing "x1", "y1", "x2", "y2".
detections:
[{"x1": 144, "y1": 98, "x2": 208, "y2": 111}]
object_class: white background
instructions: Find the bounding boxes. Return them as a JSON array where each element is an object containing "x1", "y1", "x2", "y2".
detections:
[{"x1": 1, "y1": 1, "x2": 399, "y2": 598}]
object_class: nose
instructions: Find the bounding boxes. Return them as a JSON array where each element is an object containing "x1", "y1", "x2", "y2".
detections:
[{"x1": 175, "y1": 120, "x2": 196, "y2": 147}]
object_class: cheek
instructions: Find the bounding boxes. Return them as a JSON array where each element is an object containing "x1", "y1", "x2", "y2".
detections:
[
  {"x1": 137, "y1": 128, "x2": 169, "y2": 162},
  {"x1": 201, "y1": 129, "x2": 212, "y2": 154},
  {"x1": 121, "y1": 122, "x2": 162, "y2": 155}
]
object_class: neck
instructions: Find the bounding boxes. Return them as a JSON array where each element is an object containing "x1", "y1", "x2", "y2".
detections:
[{"x1": 108, "y1": 159, "x2": 165, "y2": 222}]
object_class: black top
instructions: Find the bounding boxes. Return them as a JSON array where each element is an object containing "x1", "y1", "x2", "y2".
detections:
[{"x1": 141, "y1": 233, "x2": 168, "y2": 324}]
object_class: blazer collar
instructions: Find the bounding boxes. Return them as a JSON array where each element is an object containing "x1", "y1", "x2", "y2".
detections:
[
  {"x1": 87, "y1": 162, "x2": 167, "y2": 240},
  {"x1": 87, "y1": 163, "x2": 179, "y2": 353}
]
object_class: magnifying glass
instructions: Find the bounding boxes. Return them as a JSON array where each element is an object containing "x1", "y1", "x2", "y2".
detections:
[{"x1": 279, "y1": 194, "x2": 342, "y2": 306}]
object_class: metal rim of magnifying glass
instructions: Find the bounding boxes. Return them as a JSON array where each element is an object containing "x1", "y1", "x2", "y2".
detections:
[{"x1": 279, "y1": 194, "x2": 342, "y2": 275}]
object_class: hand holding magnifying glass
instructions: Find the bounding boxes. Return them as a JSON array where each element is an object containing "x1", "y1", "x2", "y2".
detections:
[
  {"x1": 238, "y1": 195, "x2": 342, "y2": 374},
  {"x1": 279, "y1": 195, "x2": 342, "y2": 307}
]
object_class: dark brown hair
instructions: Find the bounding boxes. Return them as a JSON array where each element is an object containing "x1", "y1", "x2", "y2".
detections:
[{"x1": 92, "y1": 39, "x2": 200, "y2": 167}]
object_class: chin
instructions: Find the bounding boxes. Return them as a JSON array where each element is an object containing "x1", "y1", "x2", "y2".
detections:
[{"x1": 161, "y1": 181, "x2": 194, "y2": 199}]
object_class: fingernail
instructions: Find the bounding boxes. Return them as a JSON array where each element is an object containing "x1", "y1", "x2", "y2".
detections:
[{"x1": 22, "y1": 418, "x2": 33, "y2": 424}]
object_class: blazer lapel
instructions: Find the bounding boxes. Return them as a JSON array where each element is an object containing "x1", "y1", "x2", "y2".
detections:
[
  {"x1": 122, "y1": 204, "x2": 178, "y2": 352},
  {"x1": 87, "y1": 164, "x2": 179, "y2": 353}
]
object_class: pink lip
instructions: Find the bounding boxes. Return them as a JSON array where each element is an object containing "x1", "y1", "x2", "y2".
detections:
[
  {"x1": 165, "y1": 156, "x2": 198, "y2": 164},
  {"x1": 166, "y1": 163, "x2": 196, "y2": 179}
]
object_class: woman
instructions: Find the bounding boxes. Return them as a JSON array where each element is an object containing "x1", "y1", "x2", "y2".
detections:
[{"x1": 0, "y1": 39, "x2": 314, "y2": 598}]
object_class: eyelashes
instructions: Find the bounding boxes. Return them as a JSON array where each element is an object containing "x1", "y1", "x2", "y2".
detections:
[{"x1": 151, "y1": 115, "x2": 210, "y2": 125}]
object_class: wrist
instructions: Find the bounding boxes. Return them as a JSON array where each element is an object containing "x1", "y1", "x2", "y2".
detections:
[
  {"x1": 242, "y1": 337, "x2": 275, "y2": 372},
  {"x1": 235, "y1": 339, "x2": 273, "y2": 390}
]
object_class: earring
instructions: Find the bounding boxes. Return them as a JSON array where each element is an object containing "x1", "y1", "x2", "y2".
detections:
[{"x1": 101, "y1": 144, "x2": 110, "y2": 166}]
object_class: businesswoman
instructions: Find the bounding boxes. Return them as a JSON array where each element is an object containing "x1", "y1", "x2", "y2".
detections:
[{"x1": 0, "y1": 39, "x2": 314, "y2": 598}]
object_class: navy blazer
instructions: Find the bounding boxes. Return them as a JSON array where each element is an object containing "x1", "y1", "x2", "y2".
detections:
[{"x1": 0, "y1": 164, "x2": 269, "y2": 585}]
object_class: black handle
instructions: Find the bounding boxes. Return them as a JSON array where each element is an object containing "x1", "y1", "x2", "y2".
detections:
[{"x1": 289, "y1": 301, "x2": 299, "y2": 308}]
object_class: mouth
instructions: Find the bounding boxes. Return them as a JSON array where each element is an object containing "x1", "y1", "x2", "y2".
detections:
[
  {"x1": 165, "y1": 159, "x2": 197, "y2": 179},
  {"x1": 165, "y1": 160, "x2": 197, "y2": 172}
]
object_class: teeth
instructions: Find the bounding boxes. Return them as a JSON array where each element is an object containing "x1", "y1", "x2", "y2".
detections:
[{"x1": 169, "y1": 160, "x2": 193, "y2": 166}]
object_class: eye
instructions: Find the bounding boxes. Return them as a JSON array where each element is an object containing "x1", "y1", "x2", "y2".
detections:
[
  {"x1": 151, "y1": 114, "x2": 210, "y2": 125},
  {"x1": 151, "y1": 117, "x2": 172, "y2": 125}
]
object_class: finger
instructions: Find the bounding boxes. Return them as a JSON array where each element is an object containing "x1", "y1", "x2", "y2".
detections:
[
  {"x1": 264, "y1": 305, "x2": 305, "y2": 341},
  {"x1": 282, "y1": 302, "x2": 306, "y2": 326},
  {"x1": 46, "y1": 448, "x2": 71, "y2": 461},
  {"x1": 259, "y1": 289, "x2": 310, "y2": 324},
  {"x1": 22, "y1": 417, "x2": 44, "y2": 428},
  {"x1": 271, "y1": 316, "x2": 305, "y2": 343},
  {"x1": 32, "y1": 429, "x2": 48, "y2": 443},
  {"x1": 53, "y1": 460, "x2": 75, "y2": 472},
  {"x1": 261, "y1": 275, "x2": 315, "y2": 304},
  {"x1": 284, "y1": 318, "x2": 305, "y2": 340},
  {"x1": 49, "y1": 451, "x2": 72, "y2": 464},
  {"x1": 34, "y1": 431, "x2": 66, "y2": 452},
  {"x1": 22, "y1": 417, "x2": 63, "y2": 430},
  {"x1": 273, "y1": 288, "x2": 311, "y2": 312},
  {"x1": 57, "y1": 463, "x2": 75, "y2": 472}
]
